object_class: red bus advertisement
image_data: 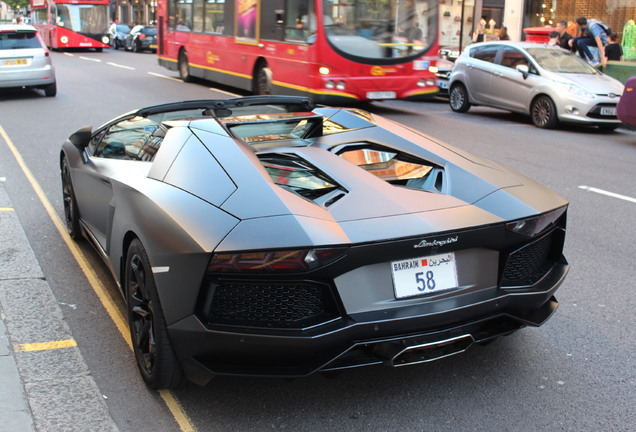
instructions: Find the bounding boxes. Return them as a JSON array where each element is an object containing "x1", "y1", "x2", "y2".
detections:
[
  {"x1": 30, "y1": 0, "x2": 110, "y2": 50},
  {"x1": 157, "y1": 0, "x2": 439, "y2": 103}
]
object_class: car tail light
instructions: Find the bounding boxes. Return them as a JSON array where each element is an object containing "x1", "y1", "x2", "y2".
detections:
[
  {"x1": 138, "y1": 34, "x2": 146, "y2": 39},
  {"x1": 208, "y1": 248, "x2": 347, "y2": 273},
  {"x1": 505, "y1": 206, "x2": 567, "y2": 237}
]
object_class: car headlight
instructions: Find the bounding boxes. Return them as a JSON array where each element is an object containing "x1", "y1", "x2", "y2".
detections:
[{"x1": 554, "y1": 80, "x2": 595, "y2": 99}]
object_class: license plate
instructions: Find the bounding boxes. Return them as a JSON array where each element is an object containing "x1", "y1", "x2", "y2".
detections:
[
  {"x1": 2, "y1": 58, "x2": 28, "y2": 66},
  {"x1": 438, "y1": 79, "x2": 449, "y2": 89},
  {"x1": 391, "y1": 252, "x2": 458, "y2": 299},
  {"x1": 600, "y1": 107, "x2": 616, "y2": 116},
  {"x1": 367, "y1": 91, "x2": 396, "y2": 100},
  {"x1": 150, "y1": 44, "x2": 157, "y2": 49}
]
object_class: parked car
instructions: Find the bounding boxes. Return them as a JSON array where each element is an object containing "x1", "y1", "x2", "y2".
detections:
[
  {"x1": 108, "y1": 23, "x2": 131, "y2": 50},
  {"x1": 616, "y1": 76, "x2": 636, "y2": 127},
  {"x1": 448, "y1": 41, "x2": 624, "y2": 130},
  {"x1": 60, "y1": 96, "x2": 569, "y2": 389},
  {"x1": 124, "y1": 25, "x2": 157, "y2": 53},
  {"x1": 0, "y1": 24, "x2": 56, "y2": 97}
]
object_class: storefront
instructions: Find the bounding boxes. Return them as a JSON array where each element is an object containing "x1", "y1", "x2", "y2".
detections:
[{"x1": 440, "y1": 0, "x2": 636, "y2": 58}]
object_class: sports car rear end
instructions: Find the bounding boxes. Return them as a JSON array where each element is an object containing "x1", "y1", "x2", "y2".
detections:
[{"x1": 60, "y1": 96, "x2": 568, "y2": 388}]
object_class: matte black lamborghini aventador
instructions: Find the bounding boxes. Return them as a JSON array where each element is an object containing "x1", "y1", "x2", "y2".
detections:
[{"x1": 60, "y1": 96, "x2": 568, "y2": 389}]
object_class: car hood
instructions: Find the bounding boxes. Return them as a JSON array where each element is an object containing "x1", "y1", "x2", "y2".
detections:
[{"x1": 553, "y1": 72, "x2": 624, "y2": 95}]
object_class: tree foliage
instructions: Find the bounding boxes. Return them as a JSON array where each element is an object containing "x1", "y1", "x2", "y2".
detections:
[{"x1": 4, "y1": 0, "x2": 26, "y2": 11}]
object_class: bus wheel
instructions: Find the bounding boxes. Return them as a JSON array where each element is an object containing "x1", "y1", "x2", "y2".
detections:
[
  {"x1": 254, "y1": 65, "x2": 273, "y2": 95},
  {"x1": 178, "y1": 50, "x2": 192, "y2": 82}
]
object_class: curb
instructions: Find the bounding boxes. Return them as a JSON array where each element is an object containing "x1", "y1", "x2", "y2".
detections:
[{"x1": 0, "y1": 182, "x2": 120, "y2": 432}]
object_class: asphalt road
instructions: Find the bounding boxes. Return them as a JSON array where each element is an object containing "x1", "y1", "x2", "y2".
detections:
[{"x1": 0, "y1": 49, "x2": 634, "y2": 432}]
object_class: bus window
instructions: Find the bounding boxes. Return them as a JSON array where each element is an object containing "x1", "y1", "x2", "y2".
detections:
[
  {"x1": 204, "y1": 0, "x2": 226, "y2": 33},
  {"x1": 323, "y1": 0, "x2": 437, "y2": 60},
  {"x1": 284, "y1": 0, "x2": 314, "y2": 42}
]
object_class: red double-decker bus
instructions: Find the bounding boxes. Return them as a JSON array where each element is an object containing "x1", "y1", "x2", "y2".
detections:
[
  {"x1": 30, "y1": 0, "x2": 110, "y2": 50},
  {"x1": 157, "y1": 0, "x2": 439, "y2": 103}
]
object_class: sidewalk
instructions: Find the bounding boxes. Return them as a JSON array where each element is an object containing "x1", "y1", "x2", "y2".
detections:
[{"x1": 0, "y1": 182, "x2": 119, "y2": 432}]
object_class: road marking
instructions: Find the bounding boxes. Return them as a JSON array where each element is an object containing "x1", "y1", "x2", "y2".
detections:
[
  {"x1": 15, "y1": 339, "x2": 78, "y2": 353},
  {"x1": 147, "y1": 71, "x2": 182, "y2": 82},
  {"x1": 79, "y1": 56, "x2": 102, "y2": 62},
  {"x1": 63, "y1": 53, "x2": 75, "y2": 57},
  {"x1": 152, "y1": 266, "x2": 170, "y2": 274},
  {"x1": 0, "y1": 124, "x2": 197, "y2": 432},
  {"x1": 0, "y1": 207, "x2": 14, "y2": 211},
  {"x1": 208, "y1": 87, "x2": 240, "y2": 97},
  {"x1": 579, "y1": 185, "x2": 636, "y2": 204},
  {"x1": 107, "y1": 62, "x2": 135, "y2": 70}
]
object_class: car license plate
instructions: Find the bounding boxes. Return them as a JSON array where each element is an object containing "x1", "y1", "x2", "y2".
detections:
[
  {"x1": 391, "y1": 252, "x2": 458, "y2": 299},
  {"x1": 150, "y1": 44, "x2": 157, "y2": 49},
  {"x1": 600, "y1": 107, "x2": 616, "y2": 116},
  {"x1": 438, "y1": 79, "x2": 449, "y2": 89},
  {"x1": 367, "y1": 91, "x2": 396, "y2": 100},
  {"x1": 2, "y1": 58, "x2": 28, "y2": 66}
]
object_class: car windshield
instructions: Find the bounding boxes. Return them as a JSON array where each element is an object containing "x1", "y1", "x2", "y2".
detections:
[
  {"x1": 526, "y1": 48, "x2": 598, "y2": 74},
  {"x1": 142, "y1": 27, "x2": 157, "y2": 35},
  {"x1": 0, "y1": 31, "x2": 41, "y2": 49},
  {"x1": 117, "y1": 24, "x2": 130, "y2": 33},
  {"x1": 322, "y1": 0, "x2": 438, "y2": 61}
]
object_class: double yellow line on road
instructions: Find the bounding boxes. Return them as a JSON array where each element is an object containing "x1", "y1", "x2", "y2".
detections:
[{"x1": 0, "y1": 124, "x2": 196, "y2": 432}]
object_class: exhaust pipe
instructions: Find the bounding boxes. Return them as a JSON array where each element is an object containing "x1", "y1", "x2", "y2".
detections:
[{"x1": 390, "y1": 334, "x2": 474, "y2": 367}]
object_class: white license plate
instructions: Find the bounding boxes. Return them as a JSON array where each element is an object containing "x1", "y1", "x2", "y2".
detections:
[
  {"x1": 391, "y1": 252, "x2": 458, "y2": 299},
  {"x1": 2, "y1": 58, "x2": 28, "y2": 66},
  {"x1": 600, "y1": 107, "x2": 616, "y2": 116},
  {"x1": 438, "y1": 79, "x2": 449, "y2": 89},
  {"x1": 367, "y1": 91, "x2": 396, "y2": 100}
]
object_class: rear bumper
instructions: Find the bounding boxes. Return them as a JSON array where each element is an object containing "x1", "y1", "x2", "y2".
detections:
[
  {"x1": 0, "y1": 66, "x2": 55, "y2": 88},
  {"x1": 169, "y1": 261, "x2": 567, "y2": 385}
]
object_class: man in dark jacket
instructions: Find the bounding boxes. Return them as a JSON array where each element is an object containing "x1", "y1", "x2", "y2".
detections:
[{"x1": 556, "y1": 21, "x2": 574, "y2": 51}]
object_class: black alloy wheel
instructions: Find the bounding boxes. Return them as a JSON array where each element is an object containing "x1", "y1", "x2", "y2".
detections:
[
  {"x1": 449, "y1": 83, "x2": 471, "y2": 113},
  {"x1": 125, "y1": 239, "x2": 184, "y2": 389},
  {"x1": 255, "y1": 65, "x2": 273, "y2": 95},
  {"x1": 178, "y1": 50, "x2": 191, "y2": 82},
  {"x1": 61, "y1": 158, "x2": 80, "y2": 239},
  {"x1": 531, "y1": 95, "x2": 558, "y2": 129},
  {"x1": 133, "y1": 39, "x2": 141, "y2": 53}
]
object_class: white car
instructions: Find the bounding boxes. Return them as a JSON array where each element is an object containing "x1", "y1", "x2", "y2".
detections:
[
  {"x1": 448, "y1": 41, "x2": 623, "y2": 130},
  {"x1": 0, "y1": 24, "x2": 56, "y2": 97}
]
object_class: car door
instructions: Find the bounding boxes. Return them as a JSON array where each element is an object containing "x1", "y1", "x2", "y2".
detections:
[
  {"x1": 72, "y1": 117, "x2": 157, "y2": 252},
  {"x1": 488, "y1": 46, "x2": 539, "y2": 112},
  {"x1": 464, "y1": 44, "x2": 501, "y2": 105}
]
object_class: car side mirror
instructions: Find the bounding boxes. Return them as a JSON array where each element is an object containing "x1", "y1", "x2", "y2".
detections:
[
  {"x1": 69, "y1": 126, "x2": 92, "y2": 150},
  {"x1": 516, "y1": 64, "x2": 529, "y2": 79}
]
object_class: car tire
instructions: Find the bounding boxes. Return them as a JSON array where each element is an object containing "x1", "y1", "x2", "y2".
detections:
[
  {"x1": 61, "y1": 157, "x2": 81, "y2": 239},
  {"x1": 254, "y1": 65, "x2": 273, "y2": 95},
  {"x1": 178, "y1": 50, "x2": 191, "y2": 82},
  {"x1": 449, "y1": 83, "x2": 470, "y2": 113},
  {"x1": 126, "y1": 239, "x2": 185, "y2": 390},
  {"x1": 531, "y1": 95, "x2": 558, "y2": 129},
  {"x1": 133, "y1": 40, "x2": 140, "y2": 53},
  {"x1": 44, "y1": 82, "x2": 57, "y2": 97}
]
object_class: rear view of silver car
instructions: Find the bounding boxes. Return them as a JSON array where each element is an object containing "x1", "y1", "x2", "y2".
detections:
[
  {"x1": 0, "y1": 24, "x2": 57, "y2": 97},
  {"x1": 448, "y1": 41, "x2": 623, "y2": 130}
]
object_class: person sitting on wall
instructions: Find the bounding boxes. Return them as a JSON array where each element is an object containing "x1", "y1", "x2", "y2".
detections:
[{"x1": 570, "y1": 16, "x2": 609, "y2": 67}]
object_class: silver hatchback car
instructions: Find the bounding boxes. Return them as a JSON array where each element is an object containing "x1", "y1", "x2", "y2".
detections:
[
  {"x1": 448, "y1": 41, "x2": 623, "y2": 130},
  {"x1": 0, "y1": 24, "x2": 56, "y2": 97}
]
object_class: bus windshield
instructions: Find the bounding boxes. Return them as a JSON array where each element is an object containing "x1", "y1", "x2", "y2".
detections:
[
  {"x1": 322, "y1": 0, "x2": 437, "y2": 61},
  {"x1": 55, "y1": 4, "x2": 108, "y2": 34}
]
